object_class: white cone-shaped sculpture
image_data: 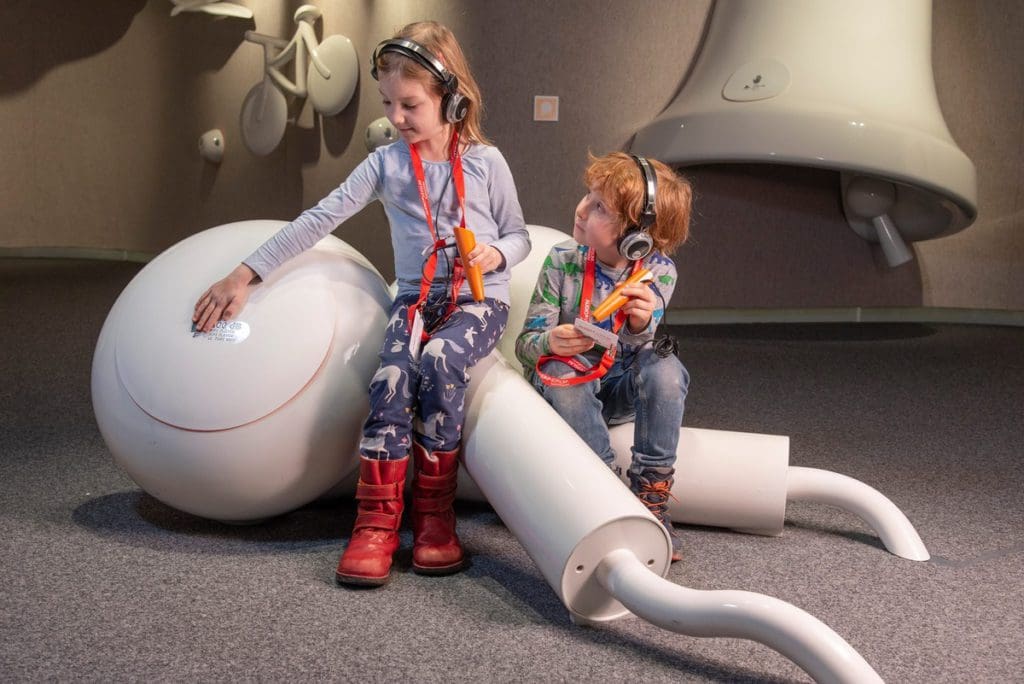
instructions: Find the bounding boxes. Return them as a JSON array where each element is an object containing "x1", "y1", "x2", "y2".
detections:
[{"x1": 631, "y1": 0, "x2": 976, "y2": 262}]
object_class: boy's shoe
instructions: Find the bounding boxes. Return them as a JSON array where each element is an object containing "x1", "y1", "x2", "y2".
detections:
[{"x1": 629, "y1": 467, "x2": 683, "y2": 562}]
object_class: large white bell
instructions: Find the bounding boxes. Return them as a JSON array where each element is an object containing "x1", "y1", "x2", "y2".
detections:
[{"x1": 631, "y1": 0, "x2": 977, "y2": 266}]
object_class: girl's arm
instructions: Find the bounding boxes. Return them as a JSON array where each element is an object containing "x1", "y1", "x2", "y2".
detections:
[
  {"x1": 481, "y1": 149, "x2": 530, "y2": 272},
  {"x1": 244, "y1": 153, "x2": 384, "y2": 281},
  {"x1": 192, "y1": 152, "x2": 383, "y2": 333}
]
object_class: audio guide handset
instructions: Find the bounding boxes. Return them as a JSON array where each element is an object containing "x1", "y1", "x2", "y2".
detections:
[
  {"x1": 454, "y1": 227, "x2": 485, "y2": 302},
  {"x1": 574, "y1": 268, "x2": 654, "y2": 348},
  {"x1": 591, "y1": 268, "x2": 653, "y2": 322}
]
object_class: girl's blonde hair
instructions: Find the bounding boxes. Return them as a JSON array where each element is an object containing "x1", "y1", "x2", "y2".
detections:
[
  {"x1": 584, "y1": 152, "x2": 692, "y2": 254},
  {"x1": 375, "y1": 21, "x2": 490, "y2": 146}
]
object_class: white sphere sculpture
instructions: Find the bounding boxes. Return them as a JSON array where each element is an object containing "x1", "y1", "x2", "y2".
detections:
[
  {"x1": 91, "y1": 220, "x2": 392, "y2": 523},
  {"x1": 364, "y1": 116, "x2": 398, "y2": 152}
]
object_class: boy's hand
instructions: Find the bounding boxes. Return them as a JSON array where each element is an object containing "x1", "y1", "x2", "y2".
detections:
[
  {"x1": 467, "y1": 243, "x2": 505, "y2": 274},
  {"x1": 548, "y1": 324, "x2": 595, "y2": 356},
  {"x1": 192, "y1": 264, "x2": 257, "y2": 333},
  {"x1": 621, "y1": 283, "x2": 657, "y2": 333}
]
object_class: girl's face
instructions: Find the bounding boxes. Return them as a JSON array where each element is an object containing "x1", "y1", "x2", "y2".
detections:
[
  {"x1": 378, "y1": 71, "x2": 447, "y2": 149},
  {"x1": 573, "y1": 186, "x2": 624, "y2": 253}
]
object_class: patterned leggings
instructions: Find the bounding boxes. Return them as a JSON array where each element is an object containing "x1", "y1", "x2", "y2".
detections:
[{"x1": 359, "y1": 294, "x2": 509, "y2": 459}]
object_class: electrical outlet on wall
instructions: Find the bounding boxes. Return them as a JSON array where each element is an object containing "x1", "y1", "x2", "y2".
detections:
[{"x1": 533, "y1": 95, "x2": 559, "y2": 122}]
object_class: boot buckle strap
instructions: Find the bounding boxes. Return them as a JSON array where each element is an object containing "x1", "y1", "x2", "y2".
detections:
[
  {"x1": 354, "y1": 511, "x2": 400, "y2": 531},
  {"x1": 415, "y1": 472, "x2": 457, "y2": 490},
  {"x1": 414, "y1": 494, "x2": 456, "y2": 512},
  {"x1": 356, "y1": 481, "x2": 401, "y2": 500}
]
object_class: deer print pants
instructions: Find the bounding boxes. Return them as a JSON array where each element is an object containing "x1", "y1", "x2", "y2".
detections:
[{"x1": 359, "y1": 293, "x2": 509, "y2": 460}]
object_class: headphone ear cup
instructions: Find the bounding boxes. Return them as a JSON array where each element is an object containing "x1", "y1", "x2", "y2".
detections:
[
  {"x1": 444, "y1": 93, "x2": 469, "y2": 123},
  {"x1": 618, "y1": 228, "x2": 654, "y2": 261}
]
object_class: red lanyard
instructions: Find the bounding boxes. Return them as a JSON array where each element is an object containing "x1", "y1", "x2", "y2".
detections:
[
  {"x1": 535, "y1": 249, "x2": 643, "y2": 387},
  {"x1": 407, "y1": 133, "x2": 468, "y2": 338}
]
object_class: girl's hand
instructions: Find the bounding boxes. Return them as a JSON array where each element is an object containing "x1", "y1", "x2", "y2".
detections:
[
  {"x1": 548, "y1": 323, "x2": 595, "y2": 356},
  {"x1": 467, "y1": 243, "x2": 505, "y2": 274},
  {"x1": 621, "y1": 283, "x2": 657, "y2": 333},
  {"x1": 192, "y1": 264, "x2": 258, "y2": 333}
]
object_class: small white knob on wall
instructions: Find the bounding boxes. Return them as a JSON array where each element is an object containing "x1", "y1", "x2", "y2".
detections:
[
  {"x1": 198, "y1": 128, "x2": 225, "y2": 163},
  {"x1": 364, "y1": 117, "x2": 398, "y2": 152}
]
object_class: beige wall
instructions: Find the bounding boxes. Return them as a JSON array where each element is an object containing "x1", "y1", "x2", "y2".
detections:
[{"x1": 0, "y1": 0, "x2": 1020, "y2": 310}]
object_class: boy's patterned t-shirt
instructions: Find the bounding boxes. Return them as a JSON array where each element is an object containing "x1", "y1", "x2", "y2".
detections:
[{"x1": 514, "y1": 239, "x2": 677, "y2": 380}]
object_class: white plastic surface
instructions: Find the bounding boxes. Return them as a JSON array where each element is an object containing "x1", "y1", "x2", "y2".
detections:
[
  {"x1": 597, "y1": 549, "x2": 884, "y2": 683},
  {"x1": 610, "y1": 425, "x2": 790, "y2": 535},
  {"x1": 92, "y1": 221, "x2": 391, "y2": 522},
  {"x1": 461, "y1": 352, "x2": 671, "y2": 621},
  {"x1": 113, "y1": 234, "x2": 336, "y2": 431},
  {"x1": 496, "y1": 224, "x2": 570, "y2": 373},
  {"x1": 365, "y1": 117, "x2": 398, "y2": 152},
  {"x1": 169, "y1": 1, "x2": 252, "y2": 18},
  {"x1": 307, "y1": 35, "x2": 359, "y2": 116},
  {"x1": 787, "y1": 466, "x2": 930, "y2": 561},
  {"x1": 240, "y1": 80, "x2": 288, "y2": 157},
  {"x1": 198, "y1": 129, "x2": 224, "y2": 164},
  {"x1": 631, "y1": 0, "x2": 977, "y2": 244}
]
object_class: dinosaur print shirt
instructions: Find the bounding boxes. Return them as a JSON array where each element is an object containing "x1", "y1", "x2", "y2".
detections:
[{"x1": 514, "y1": 240, "x2": 677, "y2": 382}]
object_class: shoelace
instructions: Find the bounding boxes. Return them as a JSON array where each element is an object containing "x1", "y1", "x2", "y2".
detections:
[{"x1": 638, "y1": 481, "x2": 679, "y2": 510}]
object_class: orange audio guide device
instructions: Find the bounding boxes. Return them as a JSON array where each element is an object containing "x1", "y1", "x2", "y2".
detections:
[
  {"x1": 591, "y1": 268, "x2": 653, "y2": 322},
  {"x1": 454, "y1": 227, "x2": 485, "y2": 301}
]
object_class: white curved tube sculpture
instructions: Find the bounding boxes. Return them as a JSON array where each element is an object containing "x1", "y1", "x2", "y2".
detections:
[
  {"x1": 597, "y1": 549, "x2": 882, "y2": 684},
  {"x1": 605, "y1": 424, "x2": 929, "y2": 561},
  {"x1": 495, "y1": 224, "x2": 930, "y2": 561},
  {"x1": 462, "y1": 351, "x2": 883, "y2": 683},
  {"x1": 786, "y1": 466, "x2": 929, "y2": 561}
]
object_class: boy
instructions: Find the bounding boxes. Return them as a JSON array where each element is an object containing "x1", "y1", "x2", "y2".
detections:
[{"x1": 515, "y1": 152, "x2": 691, "y2": 560}]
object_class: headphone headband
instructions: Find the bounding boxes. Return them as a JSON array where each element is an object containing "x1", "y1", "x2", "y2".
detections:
[
  {"x1": 632, "y1": 155, "x2": 657, "y2": 229},
  {"x1": 371, "y1": 38, "x2": 458, "y2": 94},
  {"x1": 618, "y1": 155, "x2": 658, "y2": 261},
  {"x1": 371, "y1": 37, "x2": 468, "y2": 124}
]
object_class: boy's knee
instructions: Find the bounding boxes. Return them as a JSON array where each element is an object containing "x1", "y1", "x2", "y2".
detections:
[{"x1": 637, "y1": 349, "x2": 689, "y2": 399}]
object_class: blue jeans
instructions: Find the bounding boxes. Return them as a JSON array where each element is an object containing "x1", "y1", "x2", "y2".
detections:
[{"x1": 534, "y1": 346, "x2": 689, "y2": 472}]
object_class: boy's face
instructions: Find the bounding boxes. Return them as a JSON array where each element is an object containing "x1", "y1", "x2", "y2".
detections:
[{"x1": 573, "y1": 185, "x2": 624, "y2": 252}]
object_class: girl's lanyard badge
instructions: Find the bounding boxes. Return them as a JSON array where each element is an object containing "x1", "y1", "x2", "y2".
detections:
[
  {"x1": 535, "y1": 249, "x2": 644, "y2": 387},
  {"x1": 407, "y1": 133, "x2": 468, "y2": 360}
]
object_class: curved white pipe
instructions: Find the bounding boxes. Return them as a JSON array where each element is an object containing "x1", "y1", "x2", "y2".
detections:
[
  {"x1": 462, "y1": 353, "x2": 881, "y2": 678},
  {"x1": 786, "y1": 466, "x2": 930, "y2": 561},
  {"x1": 596, "y1": 548, "x2": 884, "y2": 684}
]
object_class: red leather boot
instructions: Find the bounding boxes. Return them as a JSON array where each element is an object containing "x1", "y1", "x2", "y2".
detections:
[
  {"x1": 335, "y1": 456, "x2": 409, "y2": 586},
  {"x1": 410, "y1": 441, "x2": 465, "y2": 575}
]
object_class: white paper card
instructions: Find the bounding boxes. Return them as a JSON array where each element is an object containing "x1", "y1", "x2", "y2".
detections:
[{"x1": 574, "y1": 317, "x2": 619, "y2": 349}]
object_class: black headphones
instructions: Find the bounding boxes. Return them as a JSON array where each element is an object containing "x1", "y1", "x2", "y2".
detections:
[
  {"x1": 618, "y1": 155, "x2": 657, "y2": 261},
  {"x1": 370, "y1": 38, "x2": 469, "y2": 124}
]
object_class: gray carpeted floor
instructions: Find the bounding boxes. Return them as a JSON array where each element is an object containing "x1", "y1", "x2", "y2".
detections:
[{"x1": 2, "y1": 258, "x2": 1022, "y2": 682}]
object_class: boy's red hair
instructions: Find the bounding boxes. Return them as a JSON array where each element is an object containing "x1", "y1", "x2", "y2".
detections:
[{"x1": 584, "y1": 152, "x2": 692, "y2": 254}]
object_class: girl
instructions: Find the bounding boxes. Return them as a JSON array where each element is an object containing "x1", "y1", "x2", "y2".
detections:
[
  {"x1": 515, "y1": 152, "x2": 691, "y2": 561},
  {"x1": 193, "y1": 21, "x2": 530, "y2": 586}
]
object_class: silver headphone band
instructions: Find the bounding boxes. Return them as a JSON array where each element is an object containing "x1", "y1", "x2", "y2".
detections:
[
  {"x1": 632, "y1": 155, "x2": 657, "y2": 228},
  {"x1": 372, "y1": 38, "x2": 458, "y2": 93}
]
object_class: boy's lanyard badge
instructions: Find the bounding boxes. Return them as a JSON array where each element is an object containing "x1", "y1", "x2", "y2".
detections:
[
  {"x1": 535, "y1": 249, "x2": 643, "y2": 387},
  {"x1": 407, "y1": 133, "x2": 468, "y2": 349}
]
